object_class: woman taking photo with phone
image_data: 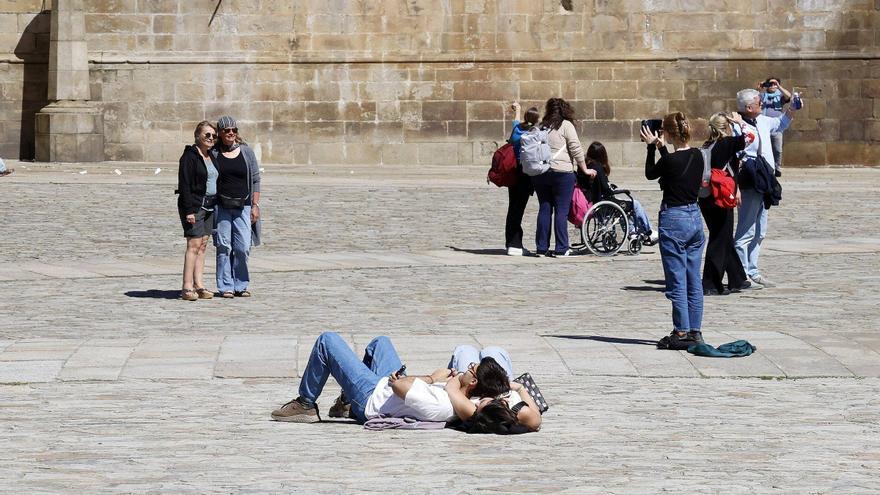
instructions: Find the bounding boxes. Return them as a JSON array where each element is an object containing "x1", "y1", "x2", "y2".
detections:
[
  {"x1": 640, "y1": 112, "x2": 705, "y2": 346},
  {"x1": 699, "y1": 112, "x2": 750, "y2": 296}
]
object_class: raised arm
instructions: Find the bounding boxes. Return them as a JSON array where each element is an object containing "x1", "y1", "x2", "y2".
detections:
[
  {"x1": 445, "y1": 374, "x2": 478, "y2": 421},
  {"x1": 640, "y1": 124, "x2": 666, "y2": 180}
]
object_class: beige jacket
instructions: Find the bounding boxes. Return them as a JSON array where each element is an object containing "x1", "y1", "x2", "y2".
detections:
[{"x1": 547, "y1": 120, "x2": 585, "y2": 173}]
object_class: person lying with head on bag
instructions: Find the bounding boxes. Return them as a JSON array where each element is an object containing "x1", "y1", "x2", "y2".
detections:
[{"x1": 270, "y1": 333, "x2": 541, "y2": 434}]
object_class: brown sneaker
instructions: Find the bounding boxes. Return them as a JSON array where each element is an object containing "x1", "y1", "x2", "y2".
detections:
[
  {"x1": 328, "y1": 394, "x2": 352, "y2": 419},
  {"x1": 196, "y1": 288, "x2": 214, "y2": 300},
  {"x1": 271, "y1": 398, "x2": 321, "y2": 423},
  {"x1": 180, "y1": 289, "x2": 198, "y2": 301}
]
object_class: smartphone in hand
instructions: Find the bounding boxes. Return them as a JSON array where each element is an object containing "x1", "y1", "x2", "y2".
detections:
[{"x1": 641, "y1": 119, "x2": 663, "y2": 133}]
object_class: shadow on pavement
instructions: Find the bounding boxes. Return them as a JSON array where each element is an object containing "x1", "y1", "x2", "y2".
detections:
[
  {"x1": 544, "y1": 334, "x2": 657, "y2": 346},
  {"x1": 621, "y1": 279, "x2": 666, "y2": 292},
  {"x1": 125, "y1": 289, "x2": 180, "y2": 299},
  {"x1": 446, "y1": 246, "x2": 508, "y2": 256}
]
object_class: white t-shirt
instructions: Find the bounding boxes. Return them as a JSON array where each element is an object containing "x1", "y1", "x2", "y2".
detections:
[{"x1": 364, "y1": 377, "x2": 456, "y2": 422}]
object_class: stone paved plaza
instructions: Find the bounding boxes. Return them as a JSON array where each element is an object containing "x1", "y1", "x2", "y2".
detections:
[{"x1": 1, "y1": 163, "x2": 880, "y2": 493}]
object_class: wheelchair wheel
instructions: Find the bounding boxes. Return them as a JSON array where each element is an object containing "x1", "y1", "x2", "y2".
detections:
[
  {"x1": 582, "y1": 201, "x2": 629, "y2": 256},
  {"x1": 628, "y1": 235, "x2": 643, "y2": 255}
]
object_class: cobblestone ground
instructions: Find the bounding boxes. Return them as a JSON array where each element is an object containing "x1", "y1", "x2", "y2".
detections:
[{"x1": 1, "y1": 165, "x2": 879, "y2": 493}]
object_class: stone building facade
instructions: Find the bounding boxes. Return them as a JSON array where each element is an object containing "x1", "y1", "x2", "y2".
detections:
[{"x1": 1, "y1": 0, "x2": 878, "y2": 165}]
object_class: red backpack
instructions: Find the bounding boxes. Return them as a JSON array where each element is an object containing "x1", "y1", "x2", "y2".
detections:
[
  {"x1": 487, "y1": 143, "x2": 518, "y2": 188},
  {"x1": 710, "y1": 167, "x2": 737, "y2": 208}
]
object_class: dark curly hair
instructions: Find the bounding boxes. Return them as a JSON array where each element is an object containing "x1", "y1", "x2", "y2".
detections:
[
  {"x1": 469, "y1": 357, "x2": 510, "y2": 399},
  {"x1": 466, "y1": 399, "x2": 529, "y2": 435},
  {"x1": 540, "y1": 97, "x2": 576, "y2": 130}
]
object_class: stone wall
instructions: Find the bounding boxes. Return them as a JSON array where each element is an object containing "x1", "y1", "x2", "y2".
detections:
[{"x1": 2, "y1": 0, "x2": 879, "y2": 165}]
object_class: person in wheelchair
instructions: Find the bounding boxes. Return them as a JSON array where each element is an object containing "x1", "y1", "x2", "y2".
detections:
[{"x1": 576, "y1": 142, "x2": 659, "y2": 248}]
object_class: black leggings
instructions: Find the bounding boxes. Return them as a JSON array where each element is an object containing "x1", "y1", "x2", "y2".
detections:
[
  {"x1": 699, "y1": 197, "x2": 747, "y2": 291},
  {"x1": 504, "y1": 172, "x2": 533, "y2": 249}
]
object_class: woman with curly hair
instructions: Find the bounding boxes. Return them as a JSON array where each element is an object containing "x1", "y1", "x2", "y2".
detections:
[{"x1": 530, "y1": 98, "x2": 595, "y2": 257}]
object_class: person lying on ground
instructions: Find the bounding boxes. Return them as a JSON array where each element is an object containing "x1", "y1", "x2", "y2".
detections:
[{"x1": 270, "y1": 332, "x2": 526, "y2": 434}]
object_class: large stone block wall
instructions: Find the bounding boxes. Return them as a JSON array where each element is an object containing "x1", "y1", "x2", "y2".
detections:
[
  {"x1": 0, "y1": 1, "x2": 49, "y2": 159},
  {"x1": 2, "y1": 0, "x2": 879, "y2": 165}
]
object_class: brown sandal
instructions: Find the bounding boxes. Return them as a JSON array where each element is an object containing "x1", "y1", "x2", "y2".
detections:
[
  {"x1": 221, "y1": 291, "x2": 235, "y2": 299},
  {"x1": 181, "y1": 289, "x2": 198, "y2": 301},
  {"x1": 195, "y1": 288, "x2": 214, "y2": 300}
]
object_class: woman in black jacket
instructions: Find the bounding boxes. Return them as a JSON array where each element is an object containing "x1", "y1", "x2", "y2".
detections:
[{"x1": 177, "y1": 121, "x2": 219, "y2": 301}]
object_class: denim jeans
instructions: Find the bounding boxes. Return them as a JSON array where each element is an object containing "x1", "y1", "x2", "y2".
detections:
[
  {"x1": 734, "y1": 187, "x2": 768, "y2": 279},
  {"x1": 770, "y1": 132, "x2": 783, "y2": 170},
  {"x1": 658, "y1": 203, "x2": 705, "y2": 332},
  {"x1": 631, "y1": 198, "x2": 654, "y2": 234},
  {"x1": 214, "y1": 205, "x2": 251, "y2": 292},
  {"x1": 447, "y1": 345, "x2": 513, "y2": 379},
  {"x1": 298, "y1": 332, "x2": 403, "y2": 424},
  {"x1": 531, "y1": 170, "x2": 576, "y2": 254}
]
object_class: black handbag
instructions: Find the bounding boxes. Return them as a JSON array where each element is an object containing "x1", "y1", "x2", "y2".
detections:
[{"x1": 512, "y1": 372, "x2": 549, "y2": 414}]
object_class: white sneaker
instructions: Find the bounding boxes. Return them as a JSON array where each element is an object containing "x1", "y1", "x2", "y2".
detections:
[
  {"x1": 648, "y1": 230, "x2": 659, "y2": 244},
  {"x1": 506, "y1": 247, "x2": 523, "y2": 256},
  {"x1": 750, "y1": 274, "x2": 775, "y2": 288}
]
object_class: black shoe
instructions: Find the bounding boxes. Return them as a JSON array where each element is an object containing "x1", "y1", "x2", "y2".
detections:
[
  {"x1": 774, "y1": 169, "x2": 782, "y2": 177},
  {"x1": 703, "y1": 288, "x2": 730, "y2": 296},
  {"x1": 687, "y1": 331, "x2": 705, "y2": 344},
  {"x1": 657, "y1": 330, "x2": 698, "y2": 350}
]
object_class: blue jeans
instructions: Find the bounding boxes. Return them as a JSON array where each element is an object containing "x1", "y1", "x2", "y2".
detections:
[
  {"x1": 298, "y1": 332, "x2": 403, "y2": 424},
  {"x1": 531, "y1": 170, "x2": 577, "y2": 254},
  {"x1": 214, "y1": 205, "x2": 252, "y2": 292},
  {"x1": 658, "y1": 203, "x2": 705, "y2": 332},
  {"x1": 631, "y1": 198, "x2": 654, "y2": 234},
  {"x1": 734, "y1": 188, "x2": 768, "y2": 278},
  {"x1": 447, "y1": 345, "x2": 513, "y2": 379}
]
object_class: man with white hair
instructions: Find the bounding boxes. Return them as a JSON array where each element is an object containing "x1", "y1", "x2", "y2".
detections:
[{"x1": 732, "y1": 88, "x2": 799, "y2": 288}]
